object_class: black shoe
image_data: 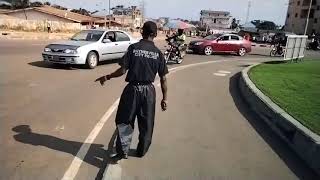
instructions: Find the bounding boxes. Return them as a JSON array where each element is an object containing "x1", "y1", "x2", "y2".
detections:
[
  {"x1": 110, "y1": 153, "x2": 128, "y2": 161},
  {"x1": 135, "y1": 151, "x2": 145, "y2": 158}
]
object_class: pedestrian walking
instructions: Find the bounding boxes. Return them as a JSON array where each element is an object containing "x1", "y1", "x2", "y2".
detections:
[
  {"x1": 47, "y1": 20, "x2": 51, "y2": 33},
  {"x1": 95, "y1": 21, "x2": 168, "y2": 161}
]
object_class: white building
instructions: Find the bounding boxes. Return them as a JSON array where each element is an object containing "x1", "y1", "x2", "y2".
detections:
[{"x1": 200, "y1": 10, "x2": 232, "y2": 29}]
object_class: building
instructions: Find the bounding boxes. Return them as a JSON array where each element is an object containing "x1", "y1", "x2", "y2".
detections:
[
  {"x1": 4, "y1": 5, "x2": 94, "y2": 25},
  {"x1": 0, "y1": 9, "x2": 10, "y2": 14},
  {"x1": 92, "y1": 5, "x2": 143, "y2": 28},
  {"x1": 200, "y1": 10, "x2": 232, "y2": 29},
  {"x1": 285, "y1": 0, "x2": 320, "y2": 35}
]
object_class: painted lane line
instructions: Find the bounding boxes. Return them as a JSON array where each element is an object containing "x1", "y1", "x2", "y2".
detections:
[
  {"x1": 61, "y1": 99, "x2": 120, "y2": 180},
  {"x1": 214, "y1": 73, "x2": 227, "y2": 77},
  {"x1": 218, "y1": 70, "x2": 231, "y2": 74},
  {"x1": 62, "y1": 59, "x2": 229, "y2": 180},
  {"x1": 103, "y1": 164, "x2": 122, "y2": 180}
]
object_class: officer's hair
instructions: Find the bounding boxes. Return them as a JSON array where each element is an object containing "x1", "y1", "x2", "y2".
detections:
[{"x1": 142, "y1": 21, "x2": 158, "y2": 37}]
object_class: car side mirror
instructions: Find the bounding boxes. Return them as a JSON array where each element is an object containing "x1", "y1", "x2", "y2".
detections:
[
  {"x1": 102, "y1": 39, "x2": 111, "y2": 43},
  {"x1": 216, "y1": 39, "x2": 220, "y2": 42}
]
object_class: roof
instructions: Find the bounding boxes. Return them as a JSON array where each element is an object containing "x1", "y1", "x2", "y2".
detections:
[
  {"x1": 94, "y1": 20, "x2": 123, "y2": 26},
  {"x1": 0, "y1": 9, "x2": 11, "y2": 14},
  {"x1": 0, "y1": 14, "x2": 17, "y2": 19},
  {"x1": 6, "y1": 5, "x2": 94, "y2": 23},
  {"x1": 201, "y1": 10, "x2": 230, "y2": 15}
]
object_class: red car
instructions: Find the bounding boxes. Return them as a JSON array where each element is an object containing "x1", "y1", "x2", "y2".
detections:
[{"x1": 189, "y1": 34, "x2": 252, "y2": 56}]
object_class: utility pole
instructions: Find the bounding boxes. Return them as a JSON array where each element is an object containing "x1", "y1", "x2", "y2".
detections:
[
  {"x1": 245, "y1": 0, "x2": 251, "y2": 24},
  {"x1": 108, "y1": 0, "x2": 111, "y2": 28},
  {"x1": 141, "y1": 0, "x2": 145, "y2": 26},
  {"x1": 304, "y1": 0, "x2": 313, "y2": 35}
]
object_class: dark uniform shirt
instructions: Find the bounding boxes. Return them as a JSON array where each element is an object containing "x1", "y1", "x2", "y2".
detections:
[{"x1": 119, "y1": 39, "x2": 169, "y2": 83}]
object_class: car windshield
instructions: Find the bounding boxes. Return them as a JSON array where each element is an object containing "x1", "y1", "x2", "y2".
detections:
[
  {"x1": 204, "y1": 34, "x2": 221, "y2": 40},
  {"x1": 70, "y1": 30, "x2": 104, "y2": 41}
]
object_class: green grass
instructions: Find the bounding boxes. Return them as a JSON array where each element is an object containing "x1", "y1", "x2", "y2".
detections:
[{"x1": 249, "y1": 60, "x2": 320, "y2": 135}]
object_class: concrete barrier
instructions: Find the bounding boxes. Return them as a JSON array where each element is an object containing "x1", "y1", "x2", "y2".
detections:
[{"x1": 239, "y1": 63, "x2": 320, "y2": 175}]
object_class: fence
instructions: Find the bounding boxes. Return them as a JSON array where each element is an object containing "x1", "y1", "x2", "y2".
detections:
[{"x1": 0, "y1": 19, "x2": 85, "y2": 33}]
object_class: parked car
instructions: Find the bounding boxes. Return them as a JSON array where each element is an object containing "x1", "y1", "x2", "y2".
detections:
[
  {"x1": 189, "y1": 34, "x2": 252, "y2": 56},
  {"x1": 42, "y1": 29, "x2": 138, "y2": 69}
]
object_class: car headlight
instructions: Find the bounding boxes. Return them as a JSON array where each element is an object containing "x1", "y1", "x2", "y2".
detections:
[
  {"x1": 195, "y1": 42, "x2": 204, "y2": 45},
  {"x1": 64, "y1": 49, "x2": 77, "y2": 54},
  {"x1": 44, "y1": 48, "x2": 51, "y2": 52}
]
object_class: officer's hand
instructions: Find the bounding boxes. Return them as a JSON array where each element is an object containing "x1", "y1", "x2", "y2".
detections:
[
  {"x1": 95, "y1": 76, "x2": 107, "y2": 86},
  {"x1": 161, "y1": 99, "x2": 168, "y2": 111}
]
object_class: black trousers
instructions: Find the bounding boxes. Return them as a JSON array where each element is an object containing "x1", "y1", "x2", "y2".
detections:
[{"x1": 115, "y1": 83, "x2": 156, "y2": 156}]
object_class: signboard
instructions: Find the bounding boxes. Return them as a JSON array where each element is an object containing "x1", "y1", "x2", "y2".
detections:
[{"x1": 284, "y1": 35, "x2": 308, "y2": 61}]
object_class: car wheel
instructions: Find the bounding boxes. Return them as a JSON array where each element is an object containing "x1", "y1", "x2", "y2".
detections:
[
  {"x1": 86, "y1": 51, "x2": 98, "y2": 69},
  {"x1": 204, "y1": 46, "x2": 213, "y2": 56},
  {"x1": 238, "y1": 47, "x2": 247, "y2": 56}
]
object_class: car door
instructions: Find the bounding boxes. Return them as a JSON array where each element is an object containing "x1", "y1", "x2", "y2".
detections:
[
  {"x1": 114, "y1": 31, "x2": 132, "y2": 59},
  {"x1": 215, "y1": 35, "x2": 230, "y2": 52},
  {"x1": 100, "y1": 31, "x2": 118, "y2": 60},
  {"x1": 229, "y1": 35, "x2": 242, "y2": 52}
]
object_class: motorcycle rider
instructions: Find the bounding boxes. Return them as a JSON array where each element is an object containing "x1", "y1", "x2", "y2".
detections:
[
  {"x1": 309, "y1": 32, "x2": 319, "y2": 50},
  {"x1": 167, "y1": 28, "x2": 186, "y2": 58}
]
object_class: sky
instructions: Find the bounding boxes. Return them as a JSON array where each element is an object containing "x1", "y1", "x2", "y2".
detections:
[{"x1": 39, "y1": 0, "x2": 289, "y2": 25}]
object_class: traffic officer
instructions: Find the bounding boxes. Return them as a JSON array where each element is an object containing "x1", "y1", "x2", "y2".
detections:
[{"x1": 95, "y1": 21, "x2": 168, "y2": 161}]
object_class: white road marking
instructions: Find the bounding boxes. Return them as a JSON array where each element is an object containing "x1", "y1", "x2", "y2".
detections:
[
  {"x1": 218, "y1": 70, "x2": 231, "y2": 74},
  {"x1": 103, "y1": 164, "x2": 122, "y2": 180},
  {"x1": 214, "y1": 73, "x2": 227, "y2": 77},
  {"x1": 28, "y1": 83, "x2": 39, "y2": 87},
  {"x1": 61, "y1": 59, "x2": 229, "y2": 180},
  {"x1": 61, "y1": 99, "x2": 120, "y2": 180},
  {"x1": 55, "y1": 125, "x2": 65, "y2": 132}
]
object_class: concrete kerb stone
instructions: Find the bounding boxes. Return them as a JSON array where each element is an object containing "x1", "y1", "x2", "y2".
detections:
[{"x1": 239, "y1": 63, "x2": 320, "y2": 175}]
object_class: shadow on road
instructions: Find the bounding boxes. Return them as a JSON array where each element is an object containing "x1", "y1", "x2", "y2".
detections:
[
  {"x1": 229, "y1": 73, "x2": 319, "y2": 180},
  {"x1": 248, "y1": 53, "x2": 272, "y2": 57},
  {"x1": 28, "y1": 61, "x2": 81, "y2": 70},
  {"x1": 12, "y1": 125, "x2": 120, "y2": 180},
  {"x1": 28, "y1": 59, "x2": 119, "y2": 70}
]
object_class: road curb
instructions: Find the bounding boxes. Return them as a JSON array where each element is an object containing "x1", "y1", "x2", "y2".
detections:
[{"x1": 239, "y1": 63, "x2": 320, "y2": 175}]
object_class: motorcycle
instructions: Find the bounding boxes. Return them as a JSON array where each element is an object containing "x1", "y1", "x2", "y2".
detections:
[
  {"x1": 164, "y1": 36, "x2": 187, "y2": 64},
  {"x1": 270, "y1": 44, "x2": 285, "y2": 57},
  {"x1": 307, "y1": 39, "x2": 320, "y2": 50}
]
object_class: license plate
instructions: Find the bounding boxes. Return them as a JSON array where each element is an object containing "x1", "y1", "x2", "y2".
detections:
[{"x1": 53, "y1": 55, "x2": 60, "y2": 61}]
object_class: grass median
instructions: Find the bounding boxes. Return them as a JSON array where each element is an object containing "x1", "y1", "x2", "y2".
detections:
[{"x1": 249, "y1": 60, "x2": 320, "y2": 135}]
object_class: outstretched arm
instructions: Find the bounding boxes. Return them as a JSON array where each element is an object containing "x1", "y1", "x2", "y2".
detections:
[{"x1": 95, "y1": 67, "x2": 127, "y2": 86}]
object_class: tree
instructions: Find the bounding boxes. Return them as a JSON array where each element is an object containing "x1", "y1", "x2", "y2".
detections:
[
  {"x1": 0, "y1": 0, "x2": 12, "y2": 9},
  {"x1": 30, "y1": 1, "x2": 43, "y2": 7},
  {"x1": 3, "y1": 0, "x2": 30, "y2": 9},
  {"x1": 43, "y1": 1, "x2": 50, "y2": 6},
  {"x1": 251, "y1": 20, "x2": 276, "y2": 30},
  {"x1": 52, "y1": 4, "x2": 67, "y2": 10},
  {"x1": 71, "y1": 8, "x2": 91, "y2": 16},
  {"x1": 256, "y1": 21, "x2": 276, "y2": 30}
]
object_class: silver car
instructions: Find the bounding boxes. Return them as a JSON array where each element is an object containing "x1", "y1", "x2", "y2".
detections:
[{"x1": 42, "y1": 30, "x2": 138, "y2": 69}]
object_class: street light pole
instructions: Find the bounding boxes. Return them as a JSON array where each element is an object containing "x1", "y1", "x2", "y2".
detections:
[
  {"x1": 108, "y1": 0, "x2": 111, "y2": 28},
  {"x1": 304, "y1": 0, "x2": 313, "y2": 35}
]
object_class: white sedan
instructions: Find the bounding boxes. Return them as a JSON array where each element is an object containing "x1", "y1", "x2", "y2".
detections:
[{"x1": 42, "y1": 30, "x2": 138, "y2": 69}]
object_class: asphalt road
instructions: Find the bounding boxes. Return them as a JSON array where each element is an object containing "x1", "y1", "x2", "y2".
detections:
[{"x1": 0, "y1": 39, "x2": 319, "y2": 180}]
